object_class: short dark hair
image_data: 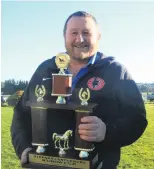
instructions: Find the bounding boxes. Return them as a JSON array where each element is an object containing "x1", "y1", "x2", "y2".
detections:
[{"x1": 63, "y1": 11, "x2": 98, "y2": 35}]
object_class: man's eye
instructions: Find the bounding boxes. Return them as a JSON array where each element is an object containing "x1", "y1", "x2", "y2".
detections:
[
  {"x1": 83, "y1": 32, "x2": 89, "y2": 35},
  {"x1": 72, "y1": 32, "x2": 78, "y2": 35}
]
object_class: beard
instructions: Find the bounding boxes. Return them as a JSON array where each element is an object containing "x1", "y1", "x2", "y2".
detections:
[{"x1": 65, "y1": 43, "x2": 98, "y2": 61}]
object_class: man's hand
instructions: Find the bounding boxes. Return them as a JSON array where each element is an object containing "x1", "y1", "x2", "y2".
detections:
[
  {"x1": 21, "y1": 147, "x2": 32, "y2": 165},
  {"x1": 78, "y1": 116, "x2": 106, "y2": 142}
]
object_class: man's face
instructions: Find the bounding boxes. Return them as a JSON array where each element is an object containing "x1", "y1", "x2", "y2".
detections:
[{"x1": 64, "y1": 16, "x2": 100, "y2": 61}]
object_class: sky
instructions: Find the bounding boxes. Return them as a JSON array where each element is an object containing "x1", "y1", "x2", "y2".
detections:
[{"x1": 1, "y1": 1, "x2": 154, "y2": 83}]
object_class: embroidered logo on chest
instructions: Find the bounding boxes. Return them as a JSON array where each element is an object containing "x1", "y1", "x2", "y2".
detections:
[{"x1": 87, "y1": 77, "x2": 105, "y2": 91}]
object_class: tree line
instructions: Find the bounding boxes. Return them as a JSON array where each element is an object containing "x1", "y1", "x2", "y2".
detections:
[
  {"x1": 1, "y1": 79, "x2": 154, "y2": 95},
  {"x1": 1, "y1": 79, "x2": 29, "y2": 95}
]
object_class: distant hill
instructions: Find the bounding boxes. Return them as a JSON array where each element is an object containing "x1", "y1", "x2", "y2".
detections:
[{"x1": 137, "y1": 83, "x2": 154, "y2": 93}]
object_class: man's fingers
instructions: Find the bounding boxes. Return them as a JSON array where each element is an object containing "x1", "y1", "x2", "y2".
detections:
[
  {"x1": 80, "y1": 134, "x2": 96, "y2": 142},
  {"x1": 21, "y1": 155, "x2": 28, "y2": 165},
  {"x1": 78, "y1": 123, "x2": 98, "y2": 130},
  {"x1": 81, "y1": 116, "x2": 98, "y2": 123},
  {"x1": 78, "y1": 129, "x2": 96, "y2": 136},
  {"x1": 21, "y1": 147, "x2": 32, "y2": 165}
]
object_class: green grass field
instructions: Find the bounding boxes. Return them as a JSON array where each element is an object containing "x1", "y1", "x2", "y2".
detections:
[{"x1": 1, "y1": 104, "x2": 154, "y2": 169}]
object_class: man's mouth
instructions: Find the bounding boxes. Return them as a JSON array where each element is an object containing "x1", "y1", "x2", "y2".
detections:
[{"x1": 74, "y1": 45, "x2": 89, "y2": 48}]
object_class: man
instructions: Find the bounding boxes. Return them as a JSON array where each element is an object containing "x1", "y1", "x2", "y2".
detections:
[{"x1": 11, "y1": 11, "x2": 148, "y2": 169}]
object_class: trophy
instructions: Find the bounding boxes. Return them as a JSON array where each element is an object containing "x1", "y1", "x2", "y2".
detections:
[
  {"x1": 22, "y1": 53, "x2": 102, "y2": 169},
  {"x1": 51, "y1": 52, "x2": 72, "y2": 104}
]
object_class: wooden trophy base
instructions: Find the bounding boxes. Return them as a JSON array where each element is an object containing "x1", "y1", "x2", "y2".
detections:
[
  {"x1": 22, "y1": 149, "x2": 102, "y2": 169},
  {"x1": 24, "y1": 101, "x2": 100, "y2": 169}
]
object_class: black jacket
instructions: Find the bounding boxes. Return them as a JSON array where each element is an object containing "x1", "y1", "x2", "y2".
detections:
[{"x1": 11, "y1": 52, "x2": 147, "y2": 167}]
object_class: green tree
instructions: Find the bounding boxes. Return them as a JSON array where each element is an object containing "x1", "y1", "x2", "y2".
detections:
[{"x1": 1, "y1": 79, "x2": 28, "y2": 95}]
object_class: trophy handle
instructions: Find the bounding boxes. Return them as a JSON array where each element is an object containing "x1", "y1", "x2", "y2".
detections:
[{"x1": 75, "y1": 109, "x2": 95, "y2": 158}]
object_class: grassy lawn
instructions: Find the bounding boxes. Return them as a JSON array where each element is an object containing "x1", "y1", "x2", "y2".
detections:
[
  {"x1": 1, "y1": 104, "x2": 154, "y2": 169},
  {"x1": 118, "y1": 103, "x2": 154, "y2": 169},
  {"x1": 1, "y1": 107, "x2": 20, "y2": 169}
]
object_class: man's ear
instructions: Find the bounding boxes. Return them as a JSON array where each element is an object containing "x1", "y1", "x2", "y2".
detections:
[{"x1": 98, "y1": 32, "x2": 101, "y2": 40}]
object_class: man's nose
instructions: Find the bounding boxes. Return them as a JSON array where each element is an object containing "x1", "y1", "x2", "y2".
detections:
[{"x1": 76, "y1": 34, "x2": 84, "y2": 43}]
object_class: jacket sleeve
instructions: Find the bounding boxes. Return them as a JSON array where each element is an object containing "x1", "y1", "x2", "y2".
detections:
[
  {"x1": 102, "y1": 68, "x2": 148, "y2": 148},
  {"x1": 11, "y1": 94, "x2": 32, "y2": 159},
  {"x1": 10, "y1": 61, "x2": 47, "y2": 159}
]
